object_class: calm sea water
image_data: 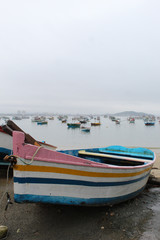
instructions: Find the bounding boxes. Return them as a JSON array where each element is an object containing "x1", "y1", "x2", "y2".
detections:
[{"x1": 1, "y1": 117, "x2": 160, "y2": 149}]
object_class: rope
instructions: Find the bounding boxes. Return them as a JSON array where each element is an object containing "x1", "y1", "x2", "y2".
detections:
[
  {"x1": 0, "y1": 146, "x2": 42, "y2": 212},
  {"x1": 18, "y1": 146, "x2": 42, "y2": 165},
  {"x1": 4, "y1": 146, "x2": 43, "y2": 166}
]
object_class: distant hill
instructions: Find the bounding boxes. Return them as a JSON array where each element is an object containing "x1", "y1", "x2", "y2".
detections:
[{"x1": 111, "y1": 111, "x2": 155, "y2": 117}]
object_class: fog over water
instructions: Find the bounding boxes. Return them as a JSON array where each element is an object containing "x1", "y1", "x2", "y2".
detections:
[
  {"x1": 2, "y1": 117, "x2": 159, "y2": 149},
  {"x1": 0, "y1": 1, "x2": 160, "y2": 115}
]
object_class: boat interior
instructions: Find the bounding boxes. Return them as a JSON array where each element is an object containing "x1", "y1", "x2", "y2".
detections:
[{"x1": 58, "y1": 147, "x2": 155, "y2": 167}]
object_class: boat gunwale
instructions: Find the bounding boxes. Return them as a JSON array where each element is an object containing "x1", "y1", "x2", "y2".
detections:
[
  {"x1": 13, "y1": 131, "x2": 156, "y2": 171},
  {"x1": 15, "y1": 149, "x2": 156, "y2": 171}
]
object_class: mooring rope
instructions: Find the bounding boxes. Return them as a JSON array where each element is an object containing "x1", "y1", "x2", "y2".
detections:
[
  {"x1": 18, "y1": 146, "x2": 43, "y2": 165},
  {"x1": 0, "y1": 146, "x2": 43, "y2": 210}
]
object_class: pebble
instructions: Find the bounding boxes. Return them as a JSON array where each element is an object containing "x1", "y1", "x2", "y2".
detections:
[
  {"x1": 0, "y1": 225, "x2": 8, "y2": 239},
  {"x1": 110, "y1": 212, "x2": 115, "y2": 216}
]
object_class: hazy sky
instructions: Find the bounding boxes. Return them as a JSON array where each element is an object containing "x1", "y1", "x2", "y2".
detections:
[{"x1": 0, "y1": 0, "x2": 160, "y2": 114}]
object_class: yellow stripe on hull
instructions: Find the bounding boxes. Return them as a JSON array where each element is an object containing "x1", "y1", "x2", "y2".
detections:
[{"x1": 14, "y1": 164, "x2": 152, "y2": 178}]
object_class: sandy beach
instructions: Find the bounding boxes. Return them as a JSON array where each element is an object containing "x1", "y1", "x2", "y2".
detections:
[
  {"x1": 0, "y1": 148, "x2": 160, "y2": 240},
  {"x1": 150, "y1": 148, "x2": 160, "y2": 178}
]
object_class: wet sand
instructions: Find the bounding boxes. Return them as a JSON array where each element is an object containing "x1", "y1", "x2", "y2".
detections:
[{"x1": 0, "y1": 148, "x2": 160, "y2": 240}]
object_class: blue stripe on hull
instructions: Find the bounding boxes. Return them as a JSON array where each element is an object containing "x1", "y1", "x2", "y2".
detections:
[
  {"x1": 0, "y1": 147, "x2": 12, "y2": 154},
  {"x1": 14, "y1": 186, "x2": 146, "y2": 206},
  {"x1": 0, "y1": 148, "x2": 12, "y2": 165},
  {"x1": 14, "y1": 173, "x2": 149, "y2": 186}
]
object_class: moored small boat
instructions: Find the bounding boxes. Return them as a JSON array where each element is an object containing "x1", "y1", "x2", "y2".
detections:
[
  {"x1": 115, "y1": 119, "x2": 120, "y2": 124},
  {"x1": 129, "y1": 118, "x2": 135, "y2": 123},
  {"x1": 31, "y1": 116, "x2": 45, "y2": 122},
  {"x1": 67, "y1": 122, "x2": 81, "y2": 128},
  {"x1": 12, "y1": 116, "x2": 22, "y2": 120},
  {"x1": 81, "y1": 128, "x2": 90, "y2": 132},
  {"x1": 144, "y1": 119, "x2": 155, "y2": 126},
  {"x1": 37, "y1": 121, "x2": 48, "y2": 125},
  {"x1": 48, "y1": 116, "x2": 54, "y2": 120},
  {"x1": 61, "y1": 119, "x2": 67, "y2": 123},
  {"x1": 91, "y1": 121, "x2": 101, "y2": 126},
  {"x1": 80, "y1": 125, "x2": 91, "y2": 132}
]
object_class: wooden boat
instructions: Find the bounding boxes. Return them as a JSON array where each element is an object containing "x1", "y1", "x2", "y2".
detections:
[
  {"x1": 144, "y1": 119, "x2": 155, "y2": 126},
  {"x1": 61, "y1": 119, "x2": 67, "y2": 123},
  {"x1": 81, "y1": 126, "x2": 91, "y2": 132},
  {"x1": 31, "y1": 116, "x2": 43, "y2": 122},
  {"x1": 115, "y1": 119, "x2": 120, "y2": 124},
  {"x1": 0, "y1": 126, "x2": 12, "y2": 165},
  {"x1": 81, "y1": 128, "x2": 90, "y2": 132},
  {"x1": 48, "y1": 116, "x2": 54, "y2": 120},
  {"x1": 8, "y1": 131, "x2": 155, "y2": 206},
  {"x1": 79, "y1": 118, "x2": 88, "y2": 124},
  {"x1": 109, "y1": 116, "x2": 116, "y2": 121},
  {"x1": 67, "y1": 122, "x2": 81, "y2": 128},
  {"x1": 80, "y1": 124, "x2": 91, "y2": 132},
  {"x1": 12, "y1": 116, "x2": 22, "y2": 120},
  {"x1": 37, "y1": 121, "x2": 48, "y2": 125},
  {"x1": 129, "y1": 118, "x2": 135, "y2": 123},
  {"x1": 91, "y1": 121, "x2": 101, "y2": 126},
  {"x1": 0, "y1": 121, "x2": 56, "y2": 165}
]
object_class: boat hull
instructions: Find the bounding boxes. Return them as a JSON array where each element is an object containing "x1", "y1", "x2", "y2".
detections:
[
  {"x1": 37, "y1": 121, "x2": 48, "y2": 125},
  {"x1": 14, "y1": 187, "x2": 146, "y2": 206},
  {"x1": 145, "y1": 123, "x2": 155, "y2": 126},
  {"x1": 81, "y1": 128, "x2": 90, "y2": 132},
  {"x1": 14, "y1": 160, "x2": 151, "y2": 206},
  {"x1": 67, "y1": 123, "x2": 81, "y2": 128},
  {"x1": 0, "y1": 131, "x2": 12, "y2": 165},
  {"x1": 12, "y1": 131, "x2": 155, "y2": 206},
  {"x1": 14, "y1": 160, "x2": 151, "y2": 205},
  {"x1": 91, "y1": 123, "x2": 101, "y2": 126}
]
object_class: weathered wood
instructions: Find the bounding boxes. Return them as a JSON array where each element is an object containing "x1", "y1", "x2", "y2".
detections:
[
  {"x1": 2, "y1": 120, "x2": 57, "y2": 149},
  {"x1": 2, "y1": 124, "x2": 13, "y2": 136},
  {"x1": 6, "y1": 120, "x2": 40, "y2": 146}
]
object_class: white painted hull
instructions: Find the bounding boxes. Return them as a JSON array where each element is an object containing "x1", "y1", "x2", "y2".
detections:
[
  {"x1": 14, "y1": 158, "x2": 153, "y2": 206},
  {"x1": 12, "y1": 131, "x2": 155, "y2": 206}
]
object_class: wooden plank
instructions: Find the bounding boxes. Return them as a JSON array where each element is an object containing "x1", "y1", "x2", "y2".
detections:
[
  {"x1": 78, "y1": 150, "x2": 153, "y2": 163},
  {"x1": 6, "y1": 120, "x2": 41, "y2": 146}
]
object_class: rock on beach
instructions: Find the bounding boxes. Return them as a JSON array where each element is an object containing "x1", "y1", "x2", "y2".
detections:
[{"x1": 0, "y1": 225, "x2": 8, "y2": 239}]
